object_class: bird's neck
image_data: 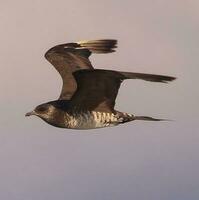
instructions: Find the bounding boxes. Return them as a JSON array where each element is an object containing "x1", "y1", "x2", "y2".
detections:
[{"x1": 41, "y1": 107, "x2": 67, "y2": 128}]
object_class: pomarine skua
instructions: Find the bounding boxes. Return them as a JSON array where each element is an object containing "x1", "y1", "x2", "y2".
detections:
[{"x1": 26, "y1": 39, "x2": 176, "y2": 129}]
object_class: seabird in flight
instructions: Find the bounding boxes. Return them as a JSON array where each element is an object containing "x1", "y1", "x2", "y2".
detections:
[{"x1": 26, "y1": 39, "x2": 176, "y2": 129}]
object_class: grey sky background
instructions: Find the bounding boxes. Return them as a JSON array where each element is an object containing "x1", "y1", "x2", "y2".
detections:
[{"x1": 1, "y1": 0, "x2": 199, "y2": 200}]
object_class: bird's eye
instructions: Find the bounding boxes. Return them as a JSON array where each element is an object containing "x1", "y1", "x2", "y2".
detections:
[{"x1": 37, "y1": 106, "x2": 47, "y2": 112}]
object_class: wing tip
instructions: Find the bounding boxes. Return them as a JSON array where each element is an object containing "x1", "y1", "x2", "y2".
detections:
[
  {"x1": 120, "y1": 71, "x2": 177, "y2": 83},
  {"x1": 158, "y1": 76, "x2": 177, "y2": 83},
  {"x1": 77, "y1": 39, "x2": 117, "y2": 54}
]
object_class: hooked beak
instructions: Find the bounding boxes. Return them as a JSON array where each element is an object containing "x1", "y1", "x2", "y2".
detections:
[{"x1": 25, "y1": 111, "x2": 36, "y2": 117}]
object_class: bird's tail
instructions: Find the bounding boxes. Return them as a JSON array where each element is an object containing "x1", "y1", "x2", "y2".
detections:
[
  {"x1": 117, "y1": 113, "x2": 168, "y2": 124},
  {"x1": 133, "y1": 116, "x2": 168, "y2": 121},
  {"x1": 77, "y1": 39, "x2": 117, "y2": 54},
  {"x1": 119, "y1": 71, "x2": 176, "y2": 83}
]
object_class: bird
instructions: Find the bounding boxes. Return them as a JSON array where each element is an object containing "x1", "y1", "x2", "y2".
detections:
[{"x1": 26, "y1": 39, "x2": 176, "y2": 129}]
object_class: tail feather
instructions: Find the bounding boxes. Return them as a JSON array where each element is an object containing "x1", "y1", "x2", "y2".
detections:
[
  {"x1": 117, "y1": 113, "x2": 170, "y2": 124},
  {"x1": 134, "y1": 116, "x2": 170, "y2": 121},
  {"x1": 120, "y1": 71, "x2": 176, "y2": 83},
  {"x1": 77, "y1": 39, "x2": 117, "y2": 54}
]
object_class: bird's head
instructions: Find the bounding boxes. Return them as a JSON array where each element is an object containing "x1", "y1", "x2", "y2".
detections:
[{"x1": 25, "y1": 103, "x2": 55, "y2": 120}]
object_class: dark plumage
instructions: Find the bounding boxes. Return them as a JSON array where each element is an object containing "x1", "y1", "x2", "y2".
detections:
[{"x1": 26, "y1": 39, "x2": 176, "y2": 129}]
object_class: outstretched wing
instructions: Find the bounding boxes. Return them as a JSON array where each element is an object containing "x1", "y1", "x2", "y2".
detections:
[
  {"x1": 45, "y1": 39, "x2": 117, "y2": 100},
  {"x1": 70, "y1": 69, "x2": 176, "y2": 113}
]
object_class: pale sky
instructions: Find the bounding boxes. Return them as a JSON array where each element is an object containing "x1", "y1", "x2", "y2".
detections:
[{"x1": 1, "y1": 0, "x2": 199, "y2": 200}]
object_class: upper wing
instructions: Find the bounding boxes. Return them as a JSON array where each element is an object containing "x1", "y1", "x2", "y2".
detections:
[
  {"x1": 70, "y1": 69, "x2": 176, "y2": 113},
  {"x1": 44, "y1": 39, "x2": 117, "y2": 100}
]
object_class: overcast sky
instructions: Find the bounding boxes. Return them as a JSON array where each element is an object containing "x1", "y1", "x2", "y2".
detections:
[{"x1": 1, "y1": 0, "x2": 199, "y2": 200}]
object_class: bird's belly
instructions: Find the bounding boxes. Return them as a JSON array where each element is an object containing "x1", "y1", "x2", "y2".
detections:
[{"x1": 65, "y1": 111, "x2": 119, "y2": 130}]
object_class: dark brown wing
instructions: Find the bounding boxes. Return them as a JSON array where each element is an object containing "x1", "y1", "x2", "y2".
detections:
[
  {"x1": 70, "y1": 69, "x2": 176, "y2": 113},
  {"x1": 45, "y1": 39, "x2": 117, "y2": 100}
]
